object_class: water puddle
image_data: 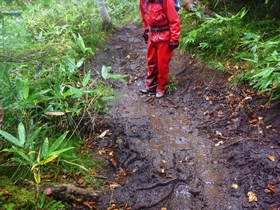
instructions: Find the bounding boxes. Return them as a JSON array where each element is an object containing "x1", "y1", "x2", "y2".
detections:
[
  {"x1": 191, "y1": 137, "x2": 225, "y2": 208},
  {"x1": 149, "y1": 136, "x2": 190, "y2": 152},
  {"x1": 112, "y1": 97, "x2": 232, "y2": 208},
  {"x1": 146, "y1": 109, "x2": 230, "y2": 208}
]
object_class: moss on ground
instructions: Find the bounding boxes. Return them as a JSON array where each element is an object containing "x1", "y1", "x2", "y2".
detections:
[{"x1": 0, "y1": 176, "x2": 35, "y2": 209}]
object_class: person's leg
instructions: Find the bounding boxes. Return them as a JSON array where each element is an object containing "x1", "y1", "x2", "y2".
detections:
[
  {"x1": 156, "y1": 41, "x2": 173, "y2": 96},
  {"x1": 145, "y1": 41, "x2": 158, "y2": 92}
]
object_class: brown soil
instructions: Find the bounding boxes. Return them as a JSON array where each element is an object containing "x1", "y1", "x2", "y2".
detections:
[{"x1": 85, "y1": 24, "x2": 280, "y2": 210}]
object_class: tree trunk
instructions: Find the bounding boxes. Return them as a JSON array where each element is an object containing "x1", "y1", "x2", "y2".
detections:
[{"x1": 96, "y1": 0, "x2": 115, "y2": 30}]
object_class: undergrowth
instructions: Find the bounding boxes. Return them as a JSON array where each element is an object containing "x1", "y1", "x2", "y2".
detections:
[
  {"x1": 180, "y1": 2, "x2": 280, "y2": 101},
  {"x1": 0, "y1": 0, "x2": 131, "y2": 209}
]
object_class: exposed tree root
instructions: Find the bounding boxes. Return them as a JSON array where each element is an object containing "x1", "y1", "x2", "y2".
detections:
[
  {"x1": 41, "y1": 184, "x2": 99, "y2": 201},
  {"x1": 123, "y1": 152, "x2": 138, "y2": 168},
  {"x1": 175, "y1": 63, "x2": 189, "y2": 76},
  {"x1": 135, "y1": 184, "x2": 175, "y2": 210},
  {"x1": 179, "y1": 78, "x2": 192, "y2": 96},
  {"x1": 136, "y1": 177, "x2": 187, "y2": 190}
]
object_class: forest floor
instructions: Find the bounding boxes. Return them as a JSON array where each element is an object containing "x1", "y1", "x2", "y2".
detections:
[{"x1": 84, "y1": 24, "x2": 280, "y2": 210}]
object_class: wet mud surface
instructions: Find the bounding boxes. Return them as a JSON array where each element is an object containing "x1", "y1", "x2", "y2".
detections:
[{"x1": 86, "y1": 24, "x2": 280, "y2": 210}]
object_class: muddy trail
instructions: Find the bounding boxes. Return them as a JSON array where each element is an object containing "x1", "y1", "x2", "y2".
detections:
[{"x1": 85, "y1": 24, "x2": 280, "y2": 210}]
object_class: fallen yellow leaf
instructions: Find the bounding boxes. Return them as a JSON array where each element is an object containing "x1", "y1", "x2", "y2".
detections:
[
  {"x1": 110, "y1": 157, "x2": 117, "y2": 168},
  {"x1": 110, "y1": 183, "x2": 120, "y2": 189},
  {"x1": 98, "y1": 148, "x2": 106, "y2": 155},
  {"x1": 267, "y1": 155, "x2": 276, "y2": 162},
  {"x1": 230, "y1": 184, "x2": 238, "y2": 189},
  {"x1": 247, "y1": 191, "x2": 257, "y2": 202},
  {"x1": 162, "y1": 160, "x2": 166, "y2": 164}
]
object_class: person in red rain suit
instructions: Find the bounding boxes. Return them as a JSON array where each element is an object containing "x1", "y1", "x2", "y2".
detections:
[{"x1": 139, "y1": 0, "x2": 180, "y2": 98}]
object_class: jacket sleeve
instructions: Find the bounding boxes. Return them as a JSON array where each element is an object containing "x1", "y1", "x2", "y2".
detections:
[
  {"x1": 163, "y1": 0, "x2": 180, "y2": 42},
  {"x1": 139, "y1": 0, "x2": 148, "y2": 30}
]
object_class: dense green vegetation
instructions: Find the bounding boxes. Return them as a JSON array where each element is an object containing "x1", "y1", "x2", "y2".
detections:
[
  {"x1": 180, "y1": 0, "x2": 280, "y2": 100},
  {"x1": 0, "y1": 0, "x2": 279, "y2": 208},
  {"x1": 0, "y1": 0, "x2": 138, "y2": 209}
]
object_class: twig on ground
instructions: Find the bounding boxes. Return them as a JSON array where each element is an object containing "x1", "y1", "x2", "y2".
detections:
[
  {"x1": 215, "y1": 137, "x2": 249, "y2": 150},
  {"x1": 179, "y1": 78, "x2": 192, "y2": 96}
]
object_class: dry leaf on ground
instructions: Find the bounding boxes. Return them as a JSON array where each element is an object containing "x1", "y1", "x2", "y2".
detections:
[
  {"x1": 230, "y1": 184, "x2": 238, "y2": 189},
  {"x1": 110, "y1": 183, "x2": 121, "y2": 189},
  {"x1": 99, "y1": 129, "x2": 110, "y2": 138},
  {"x1": 247, "y1": 191, "x2": 258, "y2": 202},
  {"x1": 267, "y1": 155, "x2": 276, "y2": 162},
  {"x1": 267, "y1": 184, "x2": 276, "y2": 193}
]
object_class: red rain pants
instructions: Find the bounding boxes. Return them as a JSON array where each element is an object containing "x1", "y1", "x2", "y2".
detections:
[{"x1": 146, "y1": 40, "x2": 173, "y2": 94}]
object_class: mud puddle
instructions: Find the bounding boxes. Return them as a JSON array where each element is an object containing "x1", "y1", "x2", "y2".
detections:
[
  {"x1": 102, "y1": 94, "x2": 240, "y2": 210},
  {"x1": 87, "y1": 24, "x2": 280, "y2": 210}
]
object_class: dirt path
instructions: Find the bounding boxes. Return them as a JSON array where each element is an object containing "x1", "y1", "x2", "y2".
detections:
[{"x1": 87, "y1": 24, "x2": 280, "y2": 210}]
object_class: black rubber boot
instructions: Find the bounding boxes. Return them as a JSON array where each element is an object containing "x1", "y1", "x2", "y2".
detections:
[{"x1": 139, "y1": 89, "x2": 156, "y2": 94}]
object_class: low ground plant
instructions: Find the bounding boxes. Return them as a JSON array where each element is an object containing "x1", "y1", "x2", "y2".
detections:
[{"x1": 166, "y1": 74, "x2": 178, "y2": 94}]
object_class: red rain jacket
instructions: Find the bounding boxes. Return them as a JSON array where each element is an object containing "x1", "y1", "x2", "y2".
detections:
[{"x1": 139, "y1": 0, "x2": 180, "y2": 43}]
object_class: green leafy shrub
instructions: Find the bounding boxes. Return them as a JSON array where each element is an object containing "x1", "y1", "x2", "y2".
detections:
[
  {"x1": 180, "y1": 3, "x2": 280, "y2": 100},
  {"x1": 0, "y1": 0, "x2": 129, "y2": 185}
]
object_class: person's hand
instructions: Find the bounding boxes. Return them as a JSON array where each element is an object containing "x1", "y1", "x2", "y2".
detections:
[
  {"x1": 143, "y1": 32, "x2": 148, "y2": 44},
  {"x1": 169, "y1": 41, "x2": 179, "y2": 50}
]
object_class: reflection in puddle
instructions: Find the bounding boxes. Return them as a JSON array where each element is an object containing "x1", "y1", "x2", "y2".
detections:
[
  {"x1": 149, "y1": 136, "x2": 190, "y2": 152},
  {"x1": 148, "y1": 138, "x2": 164, "y2": 151},
  {"x1": 193, "y1": 139, "x2": 222, "y2": 205}
]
